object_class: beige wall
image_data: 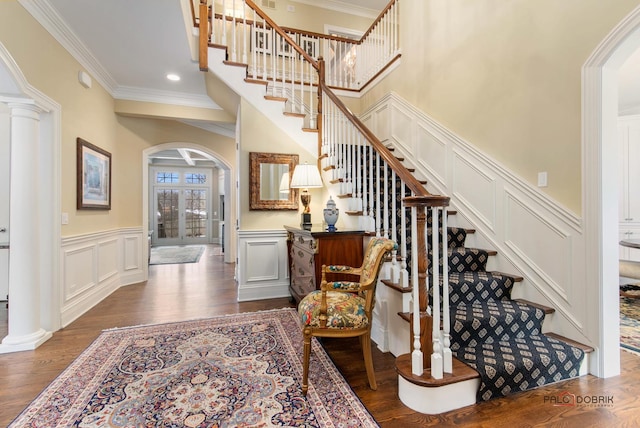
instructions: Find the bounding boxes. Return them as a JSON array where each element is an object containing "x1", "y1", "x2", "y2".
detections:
[
  {"x1": 0, "y1": 1, "x2": 235, "y2": 236},
  {"x1": 362, "y1": 0, "x2": 640, "y2": 214},
  {"x1": 239, "y1": 98, "x2": 323, "y2": 229}
]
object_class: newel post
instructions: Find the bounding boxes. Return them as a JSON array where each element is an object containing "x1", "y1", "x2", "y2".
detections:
[
  {"x1": 199, "y1": 0, "x2": 209, "y2": 71},
  {"x1": 404, "y1": 195, "x2": 450, "y2": 372}
]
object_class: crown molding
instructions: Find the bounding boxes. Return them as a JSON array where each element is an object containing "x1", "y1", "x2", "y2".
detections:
[
  {"x1": 179, "y1": 119, "x2": 236, "y2": 138},
  {"x1": 19, "y1": 0, "x2": 221, "y2": 110},
  {"x1": 19, "y1": 0, "x2": 119, "y2": 93},
  {"x1": 289, "y1": 0, "x2": 380, "y2": 19},
  {"x1": 113, "y1": 86, "x2": 221, "y2": 109}
]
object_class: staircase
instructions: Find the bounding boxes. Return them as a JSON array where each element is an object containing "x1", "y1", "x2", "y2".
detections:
[{"x1": 191, "y1": 0, "x2": 593, "y2": 415}]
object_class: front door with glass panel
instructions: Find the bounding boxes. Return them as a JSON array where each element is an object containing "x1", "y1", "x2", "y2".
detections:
[{"x1": 153, "y1": 170, "x2": 210, "y2": 245}]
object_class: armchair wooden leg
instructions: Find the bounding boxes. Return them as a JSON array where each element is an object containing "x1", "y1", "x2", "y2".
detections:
[
  {"x1": 302, "y1": 327, "x2": 312, "y2": 396},
  {"x1": 360, "y1": 333, "x2": 377, "y2": 390}
]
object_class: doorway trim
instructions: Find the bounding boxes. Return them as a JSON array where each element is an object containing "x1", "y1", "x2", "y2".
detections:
[
  {"x1": 583, "y1": 5, "x2": 640, "y2": 377},
  {"x1": 142, "y1": 142, "x2": 235, "y2": 265},
  {"x1": 0, "y1": 42, "x2": 61, "y2": 348}
]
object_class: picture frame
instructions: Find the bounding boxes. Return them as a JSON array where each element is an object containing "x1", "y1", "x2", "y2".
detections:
[
  {"x1": 277, "y1": 33, "x2": 296, "y2": 58},
  {"x1": 251, "y1": 25, "x2": 272, "y2": 54},
  {"x1": 299, "y1": 35, "x2": 319, "y2": 60},
  {"x1": 77, "y1": 137, "x2": 111, "y2": 210}
]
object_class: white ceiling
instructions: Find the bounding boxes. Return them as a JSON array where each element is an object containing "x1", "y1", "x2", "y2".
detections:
[
  {"x1": 26, "y1": 0, "x2": 387, "y2": 166},
  {"x1": 35, "y1": 0, "x2": 386, "y2": 106}
]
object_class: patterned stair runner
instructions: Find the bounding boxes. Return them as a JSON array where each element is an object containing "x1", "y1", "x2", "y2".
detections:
[{"x1": 428, "y1": 225, "x2": 586, "y2": 401}]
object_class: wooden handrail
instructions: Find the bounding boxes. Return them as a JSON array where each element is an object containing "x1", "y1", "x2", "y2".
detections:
[
  {"x1": 361, "y1": 0, "x2": 397, "y2": 41},
  {"x1": 319, "y1": 75, "x2": 431, "y2": 199}
]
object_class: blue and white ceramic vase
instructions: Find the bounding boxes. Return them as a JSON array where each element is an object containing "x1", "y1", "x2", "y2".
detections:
[{"x1": 323, "y1": 196, "x2": 339, "y2": 232}]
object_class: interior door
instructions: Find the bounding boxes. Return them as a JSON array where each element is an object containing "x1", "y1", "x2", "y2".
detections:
[
  {"x1": 151, "y1": 168, "x2": 212, "y2": 245},
  {"x1": 154, "y1": 188, "x2": 209, "y2": 245}
]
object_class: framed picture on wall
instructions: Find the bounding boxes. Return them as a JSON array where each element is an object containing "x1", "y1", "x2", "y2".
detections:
[
  {"x1": 277, "y1": 33, "x2": 296, "y2": 58},
  {"x1": 251, "y1": 25, "x2": 272, "y2": 54},
  {"x1": 299, "y1": 35, "x2": 319, "y2": 59},
  {"x1": 77, "y1": 137, "x2": 111, "y2": 210}
]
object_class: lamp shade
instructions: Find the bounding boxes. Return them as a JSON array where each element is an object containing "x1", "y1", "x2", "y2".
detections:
[
  {"x1": 289, "y1": 163, "x2": 323, "y2": 189},
  {"x1": 279, "y1": 172, "x2": 290, "y2": 193}
]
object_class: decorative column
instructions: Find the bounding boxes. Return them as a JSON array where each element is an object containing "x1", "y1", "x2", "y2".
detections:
[{"x1": 0, "y1": 100, "x2": 52, "y2": 352}]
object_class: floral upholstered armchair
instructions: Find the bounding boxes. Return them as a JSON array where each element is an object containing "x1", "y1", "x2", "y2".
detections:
[{"x1": 298, "y1": 237, "x2": 396, "y2": 396}]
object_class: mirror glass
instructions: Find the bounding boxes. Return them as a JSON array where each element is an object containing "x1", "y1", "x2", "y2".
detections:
[
  {"x1": 250, "y1": 152, "x2": 299, "y2": 210},
  {"x1": 260, "y1": 163, "x2": 289, "y2": 200}
]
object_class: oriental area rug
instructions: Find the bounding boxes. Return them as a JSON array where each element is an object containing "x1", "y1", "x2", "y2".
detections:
[
  {"x1": 149, "y1": 245, "x2": 204, "y2": 265},
  {"x1": 620, "y1": 292, "x2": 640, "y2": 356},
  {"x1": 9, "y1": 308, "x2": 378, "y2": 427}
]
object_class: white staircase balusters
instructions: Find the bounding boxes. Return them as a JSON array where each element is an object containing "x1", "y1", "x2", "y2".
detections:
[
  {"x1": 241, "y1": 1, "x2": 247, "y2": 64},
  {"x1": 442, "y1": 206, "x2": 452, "y2": 373},
  {"x1": 221, "y1": 0, "x2": 227, "y2": 46},
  {"x1": 400, "y1": 189, "x2": 408, "y2": 288},
  {"x1": 411, "y1": 205, "x2": 423, "y2": 376},
  {"x1": 391, "y1": 170, "x2": 398, "y2": 282},
  {"x1": 383, "y1": 157, "x2": 389, "y2": 238},
  {"x1": 376, "y1": 151, "x2": 381, "y2": 237},
  {"x1": 430, "y1": 207, "x2": 443, "y2": 379},
  {"x1": 231, "y1": 0, "x2": 237, "y2": 62}
]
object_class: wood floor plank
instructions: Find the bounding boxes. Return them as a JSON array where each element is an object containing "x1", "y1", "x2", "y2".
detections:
[{"x1": 1, "y1": 244, "x2": 639, "y2": 427}]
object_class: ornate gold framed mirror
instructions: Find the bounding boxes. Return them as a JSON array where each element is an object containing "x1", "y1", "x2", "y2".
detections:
[{"x1": 249, "y1": 152, "x2": 299, "y2": 210}]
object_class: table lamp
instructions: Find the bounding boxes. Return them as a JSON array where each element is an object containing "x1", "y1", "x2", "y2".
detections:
[{"x1": 289, "y1": 162, "x2": 323, "y2": 229}]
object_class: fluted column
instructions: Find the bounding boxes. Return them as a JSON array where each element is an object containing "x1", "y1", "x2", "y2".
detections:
[{"x1": 0, "y1": 100, "x2": 52, "y2": 351}]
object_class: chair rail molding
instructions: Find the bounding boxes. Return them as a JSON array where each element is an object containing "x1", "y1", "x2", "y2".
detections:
[{"x1": 60, "y1": 227, "x2": 146, "y2": 327}]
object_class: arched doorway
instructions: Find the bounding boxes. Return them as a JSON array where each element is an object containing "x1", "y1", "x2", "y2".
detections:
[
  {"x1": 583, "y1": 5, "x2": 640, "y2": 377},
  {"x1": 142, "y1": 143, "x2": 235, "y2": 265}
]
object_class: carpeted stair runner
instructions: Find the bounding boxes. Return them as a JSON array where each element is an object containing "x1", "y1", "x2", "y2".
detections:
[
  {"x1": 426, "y1": 225, "x2": 586, "y2": 401},
  {"x1": 455, "y1": 335, "x2": 584, "y2": 401},
  {"x1": 450, "y1": 300, "x2": 545, "y2": 349}
]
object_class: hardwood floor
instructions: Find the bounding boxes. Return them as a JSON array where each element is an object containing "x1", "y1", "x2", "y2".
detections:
[{"x1": 1, "y1": 244, "x2": 640, "y2": 427}]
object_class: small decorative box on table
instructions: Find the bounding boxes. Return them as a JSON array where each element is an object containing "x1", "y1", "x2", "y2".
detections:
[{"x1": 284, "y1": 225, "x2": 365, "y2": 304}]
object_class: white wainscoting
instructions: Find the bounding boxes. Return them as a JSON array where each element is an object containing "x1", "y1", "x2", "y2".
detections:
[
  {"x1": 362, "y1": 92, "x2": 592, "y2": 355},
  {"x1": 237, "y1": 229, "x2": 291, "y2": 302},
  {"x1": 60, "y1": 227, "x2": 147, "y2": 327}
]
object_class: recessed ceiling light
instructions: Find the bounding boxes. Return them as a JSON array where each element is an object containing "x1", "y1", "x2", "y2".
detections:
[{"x1": 166, "y1": 73, "x2": 180, "y2": 81}]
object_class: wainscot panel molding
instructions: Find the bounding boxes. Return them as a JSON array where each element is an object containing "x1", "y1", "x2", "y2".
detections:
[
  {"x1": 237, "y1": 230, "x2": 290, "y2": 302},
  {"x1": 361, "y1": 92, "x2": 590, "y2": 355},
  {"x1": 60, "y1": 227, "x2": 146, "y2": 327}
]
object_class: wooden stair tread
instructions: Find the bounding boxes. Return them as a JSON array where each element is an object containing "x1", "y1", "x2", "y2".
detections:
[
  {"x1": 283, "y1": 111, "x2": 305, "y2": 118},
  {"x1": 489, "y1": 271, "x2": 523, "y2": 282},
  {"x1": 381, "y1": 279, "x2": 412, "y2": 293},
  {"x1": 302, "y1": 128, "x2": 318, "y2": 133},
  {"x1": 513, "y1": 298, "x2": 554, "y2": 314},
  {"x1": 245, "y1": 78, "x2": 268, "y2": 86},
  {"x1": 264, "y1": 95, "x2": 288, "y2": 102},
  {"x1": 337, "y1": 193, "x2": 352, "y2": 199},
  {"x1": 345, "y1": 210, "x2": 363, "y2": 216},
  {"x1": 224, "y1": 60, "x2": 247, "y2": 69},
  {"x1": 396, "y1": 353, "x2": 480, "y2": 387},
  {"x1": 544, "y1": 332, "x2": 595, "y2": 353},
  {"x1": 330, "y1": 178, "x2": 343, "y2": 184}
]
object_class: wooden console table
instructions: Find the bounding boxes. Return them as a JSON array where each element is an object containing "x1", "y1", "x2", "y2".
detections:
[{"x1": 285, "y1": 225, "x2": 365, "y2": 304}]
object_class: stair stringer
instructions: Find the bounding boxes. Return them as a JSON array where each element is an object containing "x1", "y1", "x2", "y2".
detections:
[{"x1": 206, "y1": 46, "x2": 317, "y2": 156}]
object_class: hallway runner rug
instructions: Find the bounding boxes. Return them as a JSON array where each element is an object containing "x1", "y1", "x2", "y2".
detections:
[
  {"x1": 9, "y1": 308, "x2": 378, "y2": 427},
  {"x1": 621, "y1": 294, "x2": 640, "y2": 356},
  {"x1": 149, "y1": 245, "x2": 204, "y2": 265}
]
